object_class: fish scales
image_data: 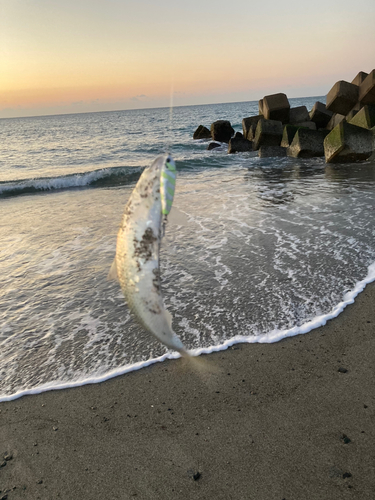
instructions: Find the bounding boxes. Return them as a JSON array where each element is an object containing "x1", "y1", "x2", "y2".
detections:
[{"x1": 114, "y1": 154, "x2": 187, "y2": 355}]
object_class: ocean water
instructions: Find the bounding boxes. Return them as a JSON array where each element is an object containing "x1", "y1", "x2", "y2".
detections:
[{"x1": 1, "y1": 97, "x2": 375, "y2": 401}]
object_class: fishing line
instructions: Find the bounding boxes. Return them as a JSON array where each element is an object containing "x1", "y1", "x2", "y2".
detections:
[
  {"x1": 162, "y1": 77, "x2": 175, "y2": 237},
  {"x1": 166, "y1": 77, "x2": 175, "y2": 155}
]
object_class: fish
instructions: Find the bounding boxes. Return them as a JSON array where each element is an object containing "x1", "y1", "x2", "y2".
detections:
[{"x1": 109, "y1": 154, "x2": 189, "y2": 356}]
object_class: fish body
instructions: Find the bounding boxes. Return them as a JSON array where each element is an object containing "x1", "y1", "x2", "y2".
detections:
[{"x1": 112, "y1": 154, "x2": 187, "y2": 355}]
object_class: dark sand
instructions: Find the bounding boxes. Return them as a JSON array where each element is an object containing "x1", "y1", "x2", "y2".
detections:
[{"x1": 0, "y1": 283, "x2": 374, "y2": 500}]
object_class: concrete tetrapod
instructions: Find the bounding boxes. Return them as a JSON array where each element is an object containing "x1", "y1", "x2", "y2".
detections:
[{"x1": 324, "y1": 122, "x2": 373, "y2": 163}]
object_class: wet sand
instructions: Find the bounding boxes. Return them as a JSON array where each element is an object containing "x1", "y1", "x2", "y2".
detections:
[{"x1": 0, "y1": 282, "x2": 374, "y2": 500}]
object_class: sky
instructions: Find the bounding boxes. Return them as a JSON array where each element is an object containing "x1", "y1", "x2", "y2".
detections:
[{"x1": 1, "y1": 0, "x2": 374, "y2": 118}]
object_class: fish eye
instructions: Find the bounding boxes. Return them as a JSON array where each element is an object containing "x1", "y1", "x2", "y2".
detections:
[{"x1": 166, "y1": 156, "x2": 171, "y2": 163}]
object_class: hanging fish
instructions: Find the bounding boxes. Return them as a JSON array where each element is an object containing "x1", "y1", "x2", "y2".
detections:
[{"x1": 109, "y1": 154, "x2": 189, "y2": 356}]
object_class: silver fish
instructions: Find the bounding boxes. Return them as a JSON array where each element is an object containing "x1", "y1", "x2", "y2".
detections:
[{"x1": 109, "y1": 154, "x2": 188, "y2": 356}]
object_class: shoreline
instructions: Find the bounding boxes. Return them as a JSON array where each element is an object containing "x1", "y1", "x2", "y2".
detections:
[
  {"x1": 2, "y1": 262, "x2": 374, "y2": 404},
  {"x1": 0, "y1": 282, "x2": 374, "y2": 498}
]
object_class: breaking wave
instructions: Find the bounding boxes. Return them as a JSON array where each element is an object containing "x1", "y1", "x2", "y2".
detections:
[
  {"x1": 0, "y1": 157, "x2": 231, "y2": 198},
  {"x1": 0, "y1": 166, "x2": 144, "y2": 198}
]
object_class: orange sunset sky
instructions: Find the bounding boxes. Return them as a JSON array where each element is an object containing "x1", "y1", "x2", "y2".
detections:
[{"x1": 1, "y1": 0, "x2": 374, "y2": 118}]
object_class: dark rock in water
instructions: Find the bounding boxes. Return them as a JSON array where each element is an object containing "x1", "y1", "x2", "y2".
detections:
[
  {"x1": 324, "y1": 122, "x2": 373, "y2": 163},
  {"x1": 281, "y1": 125, "x2": 299, "y2": 147},
  {"x1": 359, "y1": 69, "x2": 375, "y2": 105},
  {"x1": 326, "y1": 113, "x2": 346, "y2": 131},
  {"x1": 326, "y1": 81, "x2": 359, "y2": 115},
  {"x1": 207, "y1": 142, "x2": 221, "y2": 151},
  {"x1": 210, "y1": 120, "x2": 234, "y2": 143},
  {"x1": 228, "y1": 136, "x2": 253, "y2": 154},
  {"x1": 234, "y1": 131, "x2": 243, "y2": 138},
  {"x1": 193, "y1": 125, "x2": 211, "y2": 140},
  {"x1": 309, "y1": 102, "x2": 333, "y2": 129},
  {"x1": 242, "y1": 115, "x2": 262, "y2": 141},
  {"x1": 253, "y1": 118, "x2": 283, "y2": 150},
  {"x1": 258, "y1": 146, "x2": 286, "y2": 158},
  {"x1": 287, "y1": 129, "x2": 328, "y2": 158},
  {"x1": 263, "y1": 93, "x2": 290, "y2": 123},
  {"x1": 351, "y1": 71, "x2": 368, "y2": 87},
  {"x1": 349, "y1": 104, "x2": 375, "y2": 129},
  {"x1": 289, "y1": 105, "x2": 310, "y2": 124}
]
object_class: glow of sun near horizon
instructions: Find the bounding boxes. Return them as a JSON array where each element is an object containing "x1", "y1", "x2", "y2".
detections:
[{"x1": 1, "y1": 0, "x2": 374, "y2": 118}]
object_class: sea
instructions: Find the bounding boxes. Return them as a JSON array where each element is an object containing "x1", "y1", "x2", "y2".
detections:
[{"x1": 1, "y1": 97, "x2": 375, "y2": 401}]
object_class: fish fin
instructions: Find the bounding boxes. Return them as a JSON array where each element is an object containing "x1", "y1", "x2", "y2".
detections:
[
  {"x1": 167, "y1": 206, "x2": 189, "y2": 226},
  {"x1": 107, "y1": 258, "x2": 119, "y2": 281}
]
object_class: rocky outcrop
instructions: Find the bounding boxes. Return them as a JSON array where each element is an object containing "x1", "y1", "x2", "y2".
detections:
[
  {"x1": 253, "y1": 119, "x2": 283, "y2": 150},
  {"x1": 326, "y1": 81, "x2": 359, "y2": 115},
  {"x1": 287, "y1": 129, "x2": 328, "y2": 158},
  {"x1": 289, "y1": 106, "x2": 310, "y2": 124},
  {"x1": 228, "y1": 135, "x2": 253, "y2": 154},
  {"x1": 326, "y1": 113, "x2": 346, "y2": 131},
  {"x1": 296, "y1": 121, "x2": 317, "y2": 130},
  {"x1": 370, "y1": 127, "x2": 375, "y2": 161},
  {"x1": 210, "y1": 120, "x2": 234, "y2": 143},
  {"x1": 207, "y1": 142, "x2": 221, "y2": 151},
  {"x1": 358, "y1": 70, "x2": 375, "y2": 105},
  {"x1": 193, "y1": 125, "x2": 211, "y2": 140},
  {"x1": 193, "y1": 68, "x2": 375, "y2": 163},
  {"x1": 258, "y1": 146, "x2": 286, "y2": 158},
  {"x1": 346, "y1": 110, "x2": 358, "y2": 122},
  {"x1": 348, "y1": 105, "x2": 375, "y2": 129},
  {"x1": 351, "y1": 71, "x2": 368, "y2": 87},
  {"x1": 263, "y1": 93, "x2": 290, "y2": 124},
  {"x1": 324, "y1": 122, "x2": 373, "y2": 163},
  {"x1": 242, "y1": 115, "x2": 262, "y2": 141},
  {"x1": 309, "y1": 102, "x2": 333, "y2": 129},
  {"x1": 281, "y1": 125, "x2": 299, "y2": 147}
]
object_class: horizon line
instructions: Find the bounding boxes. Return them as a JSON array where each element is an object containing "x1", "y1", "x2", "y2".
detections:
[{"x1": 0, "y1": 94, "x2": 325, "y2": 121}]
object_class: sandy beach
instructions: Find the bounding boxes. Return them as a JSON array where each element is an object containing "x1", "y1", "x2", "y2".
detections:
[{"x1": 0, "y1": 280, "x2": 374, "y2": 500}]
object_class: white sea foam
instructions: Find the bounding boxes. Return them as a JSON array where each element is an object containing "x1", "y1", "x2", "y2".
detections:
[{"x1": 1, "y1": 261, "x2": 374, "y2": 403}]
